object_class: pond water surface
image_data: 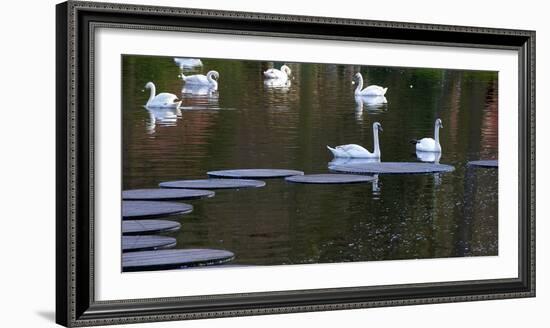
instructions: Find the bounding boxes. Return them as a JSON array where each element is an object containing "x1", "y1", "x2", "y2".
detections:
[{"x1": 122, "y1": 56, "x2": 498, "y2": 266}]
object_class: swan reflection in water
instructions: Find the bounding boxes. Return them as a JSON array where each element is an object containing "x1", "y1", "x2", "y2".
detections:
[
  {"x1": 354, "y1": 95, "x2": 388, "y2": 121},
  {"x1": 180, "y1": 84, "x2": 220, "y2": 111},
  {"x1": 144, "y1": 107, "x2": 181, "y2": 134},
  {"x1": 328, "y1": 158, "x2": 381, "y2": 194},
  {"x1": 415, "y1": 150, "x2": 442, "y2": 163},
  {"x1": 414, "y1": 151, "x2": 443, "y2": 186}
]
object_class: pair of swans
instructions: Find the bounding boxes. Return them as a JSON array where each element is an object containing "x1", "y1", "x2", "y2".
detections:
[
  {"x1": 326, "y1": 119, "x2": 443, "y2": 159},
  {"x1": 180, "y1": 70, "x2": 220, "y2": 91},
  {"x1": 264, "y1": 65, "x2": 291, "y2": 83},
  {"x1": 173, "y1": 57, "x2": 203, "y2": 70}
]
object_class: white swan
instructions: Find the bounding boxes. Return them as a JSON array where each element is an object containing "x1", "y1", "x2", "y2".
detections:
[
  {"x1": 144, "y1": 82, "x2": 181, "y2": 109},
  {"x1": 264, "y1": 65, "x2": 291, "y2": 81},
  {"x1": 327, "y1": 122, "x2": 383, "y2": 158},
  {"x1": 180, "y1": 71, "x2": 219, "y2": 90},
  {"x1": 353, "y1": 72, "x2": 388, "y2": 96},
  {"x1": 173, "y1": 57, "x2": 203, "y2": 70},
  {"x1": 412, "y1": 119, "x2": 443, "y2": 152}
]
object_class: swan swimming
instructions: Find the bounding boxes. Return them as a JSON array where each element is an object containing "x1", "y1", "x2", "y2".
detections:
[
  {"x1": 327, "y1": 122, "x2": 383, "y2": 158},
  {"x1": 143, "y1": 82, "x2": 181, "y2": 109},
  {"x1": 411, "y1": 118, "x2": 443, "y2": 152},
  {"x1": 173, "y1": 57, "x2": 203, "y2": 70},
  {"x1": 264, "y1": 65, "x2": 291, "y2": 81},
  {"x1": 353, "y1": 72, "x2": 388, "y2": 96},
  {"x1": 180, "y1": 71, "x2": 219, "y2": 90}
]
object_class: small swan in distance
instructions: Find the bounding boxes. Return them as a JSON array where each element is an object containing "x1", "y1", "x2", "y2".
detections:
[
  {"x1": 180, "y1": 70, "x2": 219, "y2": 90},
  {"x1": 144, "y1": 82, "x2": 181, "y2": 109},
  {"x1": 264, "y1": 65, "x2": 291, "y2": 82},
  {"x1": 174, "y1": 57, "x2": 203, "y2": 70},
  {"x1": 411, "y1": 118, "x2": 443, "y2": 152},
  {"x1": 353, "y1": 72, "x2": 388, "y2": 96},
  {"x1": 327, "y1": 122, "x2": 383, "y2": 158}
]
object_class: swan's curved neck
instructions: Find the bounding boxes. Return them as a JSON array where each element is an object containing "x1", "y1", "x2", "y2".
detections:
[
  {"x1": 146, "y1": 84, "x2": 156, "y2": 106},
  {"x1": 282, "y1": 66, "x2": 290, "y2": 76},
  {"x1": 355, "y1": 75, "x2": 364, "y2": 94},
  {"x1": 373, "y1": 126, "x2": 381, "y2": 157},
  {"x1": 207, "y1": 72, "x2": 217, "y2": 83},
  {"x1": 434, "y1": 123, "x2": 440, "y2": 144}
]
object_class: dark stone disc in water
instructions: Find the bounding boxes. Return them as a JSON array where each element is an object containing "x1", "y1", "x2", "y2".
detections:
[
  {"x1": 159, "y1": 179, "x2": 266, "y2": 189},
  {"x1": 123, "y1": 188, "x2": 215, "y2": 201},
  {"x1": 285, "y1": 173, "x2": 376, "y2": 184},
  {"x1": 122, "y1": 235, "x2": 177, "y2": 252},
  {"x1": 207, "y1": 169, "x2": 304, "y2": 179},
  {"x1": 329, "y1": 162, "x2": 455, "y2": 174},
  {"x1": 122, "y1": 201, "x2": 193, "y2": 219},
  {"x1": 122, "y1": 220, "x2": 181, "y2": 235},
  {"x1": 122, "y1": 249, "x2": 235, "y2": 272},
  {"x1": 468, "y1": 160, "x2": 498, "y2": 168}
]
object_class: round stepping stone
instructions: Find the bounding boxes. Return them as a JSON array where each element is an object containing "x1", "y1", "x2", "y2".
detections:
[
  {"x1": 329, "y1": 162, "x2": 455, "y2": 174},
  {"x1": 285, "y1": 173, "x2": 376, "y2": 184},
  {"x1": 468, "y1": 160, "x2": 498, "y2": 168},
  {"x1": 122, "y1": 220, "x2": 181, "y2": 235},
  {"x1": 122, "y1": 249, "x2": 235, "y2": 272},
  {"x1": 207, "y1": 169, "x2": 304, "y2": 179},
  {"x1": 159, "y1": 179, "x2": 266, "y2": 190},
  {"x1": 122, "y1": 201, "x2": 193, "y2": 219},
  {"x1": 123, "y1": 188, "x2": 215, "y2": 201},
  {"x1": 122, "y1": 235, "x2": 177, "y2": 252}
]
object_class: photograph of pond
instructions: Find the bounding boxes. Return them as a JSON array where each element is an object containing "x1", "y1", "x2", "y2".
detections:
[{"x1": 121, "y1": 54, "x2": 498, "y2": 272}]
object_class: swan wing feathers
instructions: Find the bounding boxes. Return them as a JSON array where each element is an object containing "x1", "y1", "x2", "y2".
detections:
[
  {"x1": 328, "y1": 144, "x2": 375, "y2": 158},
  {"x1": 360, "y1": 85, "x2": 387, "y2": 96},
  {"x1": 327, "y1": 146, "x2": 349, "y2": 158},
  {"x1": 264, "y1": 69, "x2": 285, "y2": 79},
  {"x1": 183, "y1": 74, "x2": 210, "y2": 85},
  {"x1": 415, "y1": 138, "x2": 438, "y2": 152},
  {"x1": 150, "y1": 93, "x2": 180, "y2": 107},
  {"x1": 336, "y1": 144, "x2": 368, "y2": 153},
  {"x1": 154, "y1": 93, "x2": 179, "y2": 102}
]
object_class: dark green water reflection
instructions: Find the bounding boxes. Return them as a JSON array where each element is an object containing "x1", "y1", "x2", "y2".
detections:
[{"x1": 122, "y1": 55, "x2": 498, "y2": 266}]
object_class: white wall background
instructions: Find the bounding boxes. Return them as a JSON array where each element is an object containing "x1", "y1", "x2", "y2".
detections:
[{"x1": 0, "y1": 0, "x2": 545, "y2": 327}]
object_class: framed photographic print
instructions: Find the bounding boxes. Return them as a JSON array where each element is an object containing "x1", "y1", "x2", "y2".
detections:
[{"x1": 56, "y1": 0, "x2": 535, "y2": 326}]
